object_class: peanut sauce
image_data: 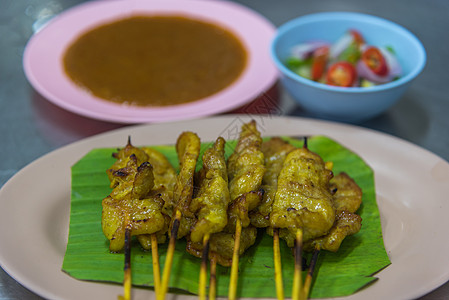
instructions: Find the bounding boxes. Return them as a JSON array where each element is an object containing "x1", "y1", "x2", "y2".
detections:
[{"x1": 63, "y1": 16, "x2": 247, "y2": 106}]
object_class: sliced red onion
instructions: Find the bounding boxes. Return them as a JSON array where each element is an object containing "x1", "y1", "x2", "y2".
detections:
[
  {"x1": 357, "y1": 45, "x2": 402, "y2": 84},
  {"x1": 330, "y1": 32, "x2": 354, "y2": 59},
  {"x1": 381, "y1": 47, "x2": 402, "y2": 78},
  {"x1": 290, "y1": 40, "x2": 330, "y2": 60},
  {"x1": 356, "y1": 60, "x2": 389, "y2": 83}
]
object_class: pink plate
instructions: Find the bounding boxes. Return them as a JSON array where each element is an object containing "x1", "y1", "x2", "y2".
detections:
[{"x1": 23, "y1": 0, "x2": 278, "y2": 124}]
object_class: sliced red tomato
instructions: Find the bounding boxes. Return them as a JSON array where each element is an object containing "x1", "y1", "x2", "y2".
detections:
[
  {"x1": 349, "y1": 29, "x2": 365, "y2": 46},
  {"x1": 361, "y1": 46, "x2": 388, "y2": 76},
  {"x1": 326, "y1": 61, "x2": 357, "y2": 87},
  {"x1": 310, "y1": 46, "x2": 329, "y2": 81}
]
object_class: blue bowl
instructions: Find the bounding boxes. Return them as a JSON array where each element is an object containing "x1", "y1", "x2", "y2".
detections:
[{"x1": 271, "y1": 12, "x2": 426, "y2": 122}]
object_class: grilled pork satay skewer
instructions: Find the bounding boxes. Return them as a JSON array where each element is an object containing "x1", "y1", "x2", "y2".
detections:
[
  {"x1": 302, "y1": 172, "x2": 363, "y2": 298},
  {"x1": 159, "y1": 132, "x2": 201, "y2": 300},
  {"x1": 188, "y1": 137, "x2": 230, "y2": 299},
  {"x1": 247, "y1": 137, "x2": 295, "y2": 300},
  {"x1": 138, "y1": 147, "x2": 177, "y2": 296},
  {"x1": 103, "y1": 140, "x2": 176, "y2": 299},
  {"x1": 270, "y1": 139, "x2": 335, "y2": 300},
  {"x1": 226, "y1": 120, "x2": 265, "y2": 300},
  {"x1": 291, "y1": 139, "x2": 308, "y2": 300},
  {"x1": 184, "y1": 121, "x2": 265, "y2": 299},
  {"x1": 105, "y1": 158, "x2": 159, "y2": 300}
]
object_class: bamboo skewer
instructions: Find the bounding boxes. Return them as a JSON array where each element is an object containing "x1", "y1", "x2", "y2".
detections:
[
  {"x1": 199, "y1": 233, "x2": 210, "y2": 300},
  {"x1": 228, "y1": 218, "x2": 242, "y2": 300},
  {"x1": 292, "y1": 229, "x2": 304, "y2": 300},
  {"x1": 150, "y1": 233, "x2": 161, "y2": 296},
  {"x1": 209, "y1": 258, "x2": 217, "y2": 300},
  {"x1": 273, "y1": 228, "x2": 284, "y2": 300},
  {"x1": 158, "y1": 209, "x2": 182, "y2": 300},
  {"x1": 303, "y1": 247, "x2": 320, "y2": 299},
  {"x1": 119, "y1": 226, "x2": 132, "y2": 300}
]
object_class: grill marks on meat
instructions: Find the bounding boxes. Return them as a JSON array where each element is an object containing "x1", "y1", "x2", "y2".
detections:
[
  {"x1": 269, "y1": 146, "x2": 336, "y2": 247},
  {"x1": 189, "y1": 137, "x2": 231, "y2": 243},
  {"x1": 186, "y1": 121, "x2": 265, "y2": 266},
  {"x1": 102, "y1": 142, "x2": 175, "y2": 252},
  {"x1": 304, "y1": 172, "x2": 362, "y2": 252},
  {"x1": 100, "y1": 122, "x2": 363, "y2": 266}
]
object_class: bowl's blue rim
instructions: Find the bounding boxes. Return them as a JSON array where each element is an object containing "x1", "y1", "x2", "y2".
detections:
[{"x1": 271, "y1": 11, "x2": 427, "y2": 94}]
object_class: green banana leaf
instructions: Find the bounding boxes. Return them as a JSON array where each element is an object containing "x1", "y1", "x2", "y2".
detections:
[{"x1": 63, "y1": 135, "x2": 390, "y2": 298}]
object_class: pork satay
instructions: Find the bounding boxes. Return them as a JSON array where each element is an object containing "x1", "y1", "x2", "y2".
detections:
[
  {"x1": 107, "y1": 138, "x2": 149, "y2": 186},
  {"x1": 224, "y1": 120, "x2": 266, "y2": 233},
  {"x1": 226, "y1": 120, "x2": 266, "y2": 299},
  {"x1": 186, "y1": 122, "x2": 265, "y2": 265},
  {"x1": 185, "y1": 137, "x2": 229, "y2": 299},
  {"x1": 189, "y1": 137, "x2": 231, "y2": 243},
  {"x1": 227, "y1": 120, "x2": 265, "y2": 207},
  {"x1": 137, "y1": 147, "x2": 177, "y2": 249},
  {"x1": 142, "y1": 147, "x2": 177, "y2": 196},
  {"x1": 168, "y1": 131, "x2": 201, "y2": 239},
  {"x1": 250, "y1": 137, "x2": 296, "y2": 228},
  {"x1": 159, "y1": 132, "x2": 201, "y2": 300},
  {"x1": 225, "y1": 189, "x2": 264, "y2": 231},
  {"x1": 304, "y1": 172, "x2": 362, "y2": 252},
  {"x1": 104, "y1": 141, "x2": 176, "y2": 250},
  {"x1": 102, "y1": 157, "x2": 167, "y2": 252},
  {"x1": 185, "y1": 190, "x2": 262, "y2": 266},
  {"x1": 304, "y1": 211, "x2": 362, "y2": 252},
  {"x1": 329, "y1": 172, "x2": 363, "y2": 214},
  {"x1": 269, "y1": 146, "x2": 336, "y2": 247},
  {"x1": 186, "y1": 226, "x2": 258, "y2": 267}
]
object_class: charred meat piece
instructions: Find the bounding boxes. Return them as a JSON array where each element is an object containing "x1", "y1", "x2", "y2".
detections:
[
  {"x1": 329, "y1": 172, "x2": 363, "y2": 214},
  {"x1": 186, "y1": 226, "x2": 258, "y2": 267},
  {"x1": 269, "y1": 146, "x2": 335, "y2": 247},
  {"x1": 169, "y1": 131, "x2": 201, "y2": 239},
  {"x1": 189, "y1": 137, "x2": 231, "y2": 243},
  {"x1": 102, "y1": 157, "x2": 166, "y2": 252},
  {"x1": 250, "y1": 137, "x2": 295, "y2": 228},
  {"x1": 226, "y1": 120, "x2": 266, "y2": 229},
  {"x1": 304, "y1": 172, "x2": 363, "y2": 252}
]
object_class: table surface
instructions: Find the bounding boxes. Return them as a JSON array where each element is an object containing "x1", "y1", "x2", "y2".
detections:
[{"x1": 1, "y1": 0, "x2": 448, "y2": 299}]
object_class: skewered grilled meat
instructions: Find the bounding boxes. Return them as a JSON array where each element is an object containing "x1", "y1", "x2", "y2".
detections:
[
  {"x1": 102, "y1": 156, "x2": 167, "y2": 252},
  {"x1": 226, "y1": 120, "x2": 266, "y2": 230},
  {"x1": 136, "y1": 148, "x2": 177, "y2": 248},
  {"x1": 250, "y1": 137, "x2": 296, "y2": 228},
  {"x1": 169, "y1": 131, "x2": 201, "y2": 239},
  {"x1": 102, "y1": 140, "x2": 176, "y2": 251},
  {"x1": 269, "y1": 146, "x2": 336, "y2": 247},
  {"x1": 186, "y1": 226, "x2": 258, "y2": 267},
  {"x1": 329, "y1": 172, "x2": 363, "y2": 214},
  {"x1": 107, "y1": 138, "x2": 149, "y2": 172},
  {"x1": 100, "y1": 126, "x2": 365, "y2": 295},
  {"x1": 189, "y1": 137, "x2": 231, "y2": 243},
  {"x1": 304, "y1": 172, "x2": 362, "y2": 252},
  {"x1": 186, "y1": 121, "x2": 265, "y2": 266},
  {"x1": 142, "y1": 147, "x2": 177, "y2": 201}
]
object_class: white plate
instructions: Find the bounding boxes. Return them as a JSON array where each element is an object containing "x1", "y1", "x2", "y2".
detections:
[
  {"x1": 23, "y1": 0, "x2": 278, "y2": 124},
  {"x1": 1, "y1": 115, "x2": 449, "y2": 300}
]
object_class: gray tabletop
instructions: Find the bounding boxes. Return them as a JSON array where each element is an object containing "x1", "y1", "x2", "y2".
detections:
[{"x1": 1, "y1": 0, "x2": 448, "y2": 299}]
